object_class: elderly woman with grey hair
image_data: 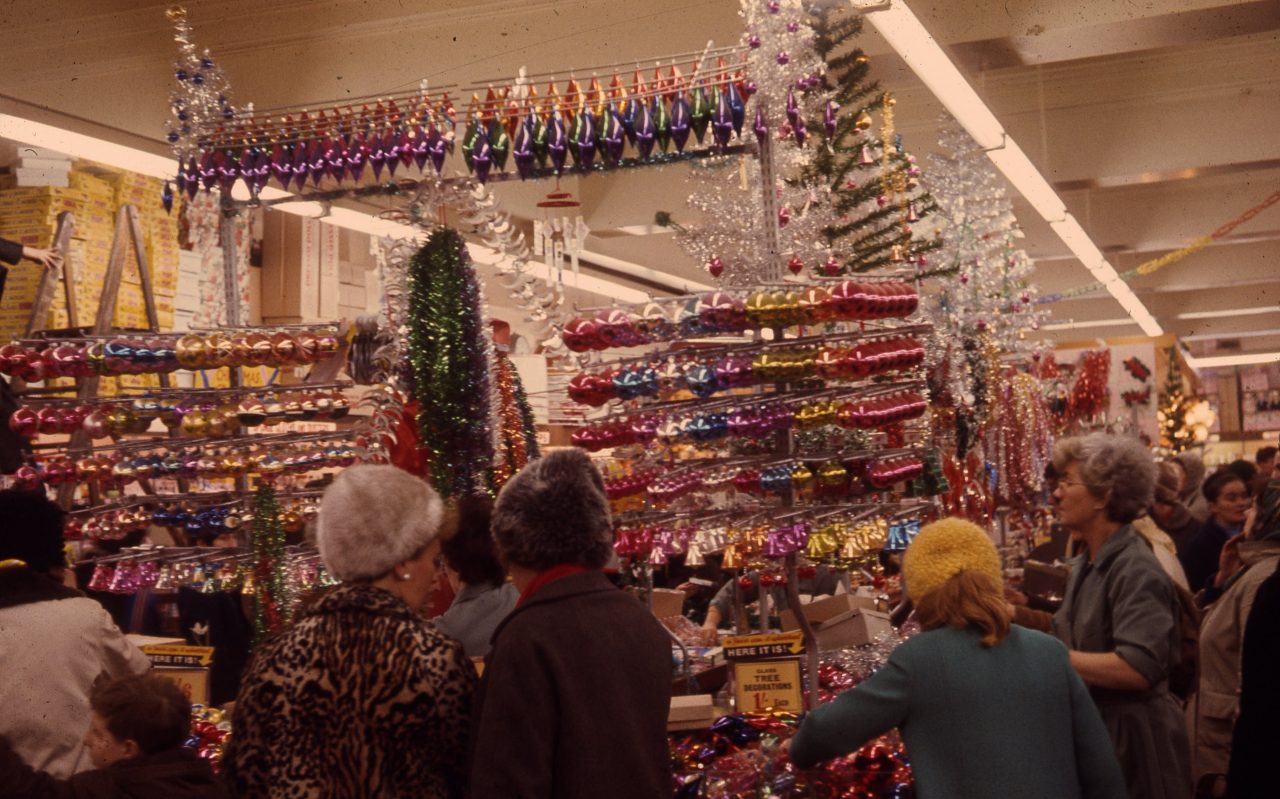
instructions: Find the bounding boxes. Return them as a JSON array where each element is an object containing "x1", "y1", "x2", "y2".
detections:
[
  {"x1": 224, "y1": 466, "x2": 477, "y2": 799},
  {"x1": 468, "y1": 448, "x2": 673, "y2": 799},
  {"x1": 1051, "y1": 433, "x2": 1192, "y2": 799}
]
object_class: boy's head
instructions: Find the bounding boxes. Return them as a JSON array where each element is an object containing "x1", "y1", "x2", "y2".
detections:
[{"x1": 83, "y1": 674, "x2": 190, "y2": 768}]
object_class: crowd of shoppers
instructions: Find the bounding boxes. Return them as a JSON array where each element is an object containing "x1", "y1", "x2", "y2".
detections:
[{"x1": 3, "y1": 438, "x2": 1278, "y2": 799}]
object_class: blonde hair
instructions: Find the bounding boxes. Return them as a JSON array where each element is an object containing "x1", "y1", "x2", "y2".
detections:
[{"x1": 913, "y1": 569, "x2": 1011, "y2": 647}]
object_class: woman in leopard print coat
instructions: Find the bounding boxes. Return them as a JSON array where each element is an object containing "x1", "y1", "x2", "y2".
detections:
[{"x1": 223, "y1": 466, "x2": 477, "y2": 799}]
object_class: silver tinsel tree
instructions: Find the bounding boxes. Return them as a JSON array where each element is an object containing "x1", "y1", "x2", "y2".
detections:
[
  {"x1": 165, "y1": 6, "x2": 236, "y2": 164},
  {"x1": 922, "y1": 115, "x2": 1047, "y2": 453},
  {"x1": 677, "y1": 1, "x2": 938, "y2": 284},
  {"x1": 922, "y1": 115, "x2": 1044, "y2": 350}
]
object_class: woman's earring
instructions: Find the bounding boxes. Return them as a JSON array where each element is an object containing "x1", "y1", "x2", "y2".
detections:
[{"x1": 399, "y1": 572, "x2": 412, "y2": 581}]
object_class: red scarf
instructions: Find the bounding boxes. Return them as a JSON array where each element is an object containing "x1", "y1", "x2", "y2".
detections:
[{"x1": 516, "y1": 564, "x2": 589, "y2": 607}]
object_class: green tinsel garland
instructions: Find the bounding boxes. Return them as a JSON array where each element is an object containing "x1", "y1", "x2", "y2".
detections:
[
  {"x1": 250, "y1": 484, "x2": 291, "y2": 646},
  {"x1": 407, "y1": 228, "x2": 495, "y2": 498}
]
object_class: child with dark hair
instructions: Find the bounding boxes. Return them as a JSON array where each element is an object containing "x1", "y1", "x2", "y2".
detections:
[
  {"x1": 432, "y1": 495, "x2": 518, "y2": 658},
  {"x1": 0, "y1": 673, "x2": 228, "y2": 798}
]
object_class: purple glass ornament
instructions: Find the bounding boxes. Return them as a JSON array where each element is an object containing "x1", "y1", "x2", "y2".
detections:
[
  {"x1": 383, "y1": 130, "x2": 400, "y2": 176},
  {"x1": 253, "y1": 149, "x2": 272, "y2": 193},
  {"x1": 634, "y1": 102, "x2": 656, "y2": 159},
  {"x1": 786, "y1": 89, "x2": 799, "y2": 126},
  {"x1": 346, "y1": 133, "x2": 368, "y2": 182},
  {"x1": 753, "y1": 106, "x2": 769, "y2": 147},
  {"x1": 428, "y1": 132, "x2": 449, "y2": 174},
  {"x1": 794, "y1": 117, "x2": 807, "y2": 146},
  {"x1": 743, "y1": 79, "x2": 757, "y2": 96},
  {"x1": 183, "y1": 158, "x2": 200, "y2": 200},
  {"x1": 620, "y1": 97, "x2": 639, "y2": 144},
  {"x1": 602, "y1": 107, "x2": 625, "y2": 163},
  {"x1": 824, "y1": 100, "x2": 837, "y2": 140},
  {"x1": 767, "y1": 1, "x2": 780, "y2": 13},
  {"x1": 369, "y1": 132, "x2": 387, "y2": 180},
  {"x1": 787, "y1": 21, "x2": 799, "y2": 33},
  {"x1": 306, "y1": 139, "x2": 326, "y2": 185},
  {"x1": 290, "y1": 142, "x2": 310, "y2": 189},
  {"x1": 137, "y1": 560, "x2": 160, "y2": 588},
  {"x1": 513, "y1": 119, "x2": 536, "y2": 179},
  {"x1": 711, "y1": 95, "x2": 734, "y2": 148},
  {"x1": 412, "y1": 125, "x2": 431, "y2": 171},
  {"x1": 669, "y1": 96, "x2": 691, "y2": 153},
  {"x1": 748, "y1": 34, "x2": 761, "y2": 48},
  {"x1": 776, "y1": 51, "x2": 790, "y2": 66},
  {"x1": 161, "y1": 181, "x2": 174, "y2": 214},
  {"x1": 109, "y1": 561, "x2": 140, "y2": 594}
]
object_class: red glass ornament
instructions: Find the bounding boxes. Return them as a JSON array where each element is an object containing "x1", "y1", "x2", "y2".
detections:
[{"x1": 707, "y1": 256, "x2": 724, "y2": 279}]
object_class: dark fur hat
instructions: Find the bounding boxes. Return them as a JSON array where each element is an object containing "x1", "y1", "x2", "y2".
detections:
[{"x1": 492, "y1": 448, "x2": 612, "y2": 571}]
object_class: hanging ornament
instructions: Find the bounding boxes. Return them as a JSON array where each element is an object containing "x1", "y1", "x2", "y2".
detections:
[
  {"x1": 161, "y1": 181, "x2": 174, "y2": 214},
  {"x1": 707, "y1": 256, "x2": 725, "y2": 279},
  {"x1": 787, "y1": 255, "x2": 804, "y2": 275},
  {"x1": 823, "y1": 255, "x2": 841, "y2": 276},
  {"x1": 778, "y1": 207, "x2": 791, "y2": 227}
]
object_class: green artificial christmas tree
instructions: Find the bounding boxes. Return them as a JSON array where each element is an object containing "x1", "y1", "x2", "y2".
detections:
[{"x1": 1157, "y1": 346, "x2": 1197, "y2": 453}]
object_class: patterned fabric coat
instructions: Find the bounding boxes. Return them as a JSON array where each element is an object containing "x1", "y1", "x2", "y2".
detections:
[{"x1": 223, "y1": 583, "x2": 476, "y2": 799}]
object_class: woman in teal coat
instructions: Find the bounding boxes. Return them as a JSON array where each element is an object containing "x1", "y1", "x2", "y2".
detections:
[{"x1": 790, "y1": 518, "x2": 1126, "y2": 799}]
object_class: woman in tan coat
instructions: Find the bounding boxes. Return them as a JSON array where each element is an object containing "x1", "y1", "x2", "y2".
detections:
[{"x1": 1189, "y1": 479, "x2": 1280, "y2": 794}]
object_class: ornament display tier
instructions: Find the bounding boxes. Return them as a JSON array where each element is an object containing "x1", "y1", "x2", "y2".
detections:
[
  {"x1": 562, "y1": 279, "x2": 922, "y2": 354},
  {"x1": 570, "y1": 379, "x2": 928, "y2": 452},
  {"x1": 175, "y1": 46, "x2": 758, "y2": 192},
  {"x1": 0, "y1": 324, "x2": 343, "y2": 381},
  {"x1": 567, "y1": 329, "x2": 928, "y2": 406},
  {"x1": 9, "y1": 383, "x2": 354, "y2": 441},
  {"x1": 75, "y1": 542, "x2": 336, "y2": 596},
  {"x1": 12, "y1": 430, "x2": 367, "y2": 493}
]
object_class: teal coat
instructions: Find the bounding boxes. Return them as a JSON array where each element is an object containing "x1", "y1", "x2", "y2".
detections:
[{"x1": 791, "y1": 625, "x2": 1126, "y2": 799}]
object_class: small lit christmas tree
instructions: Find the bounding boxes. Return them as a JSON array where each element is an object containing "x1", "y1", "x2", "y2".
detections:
[{"x1": 1157, "y1": 346, "x2": 1202, "y2": 452}]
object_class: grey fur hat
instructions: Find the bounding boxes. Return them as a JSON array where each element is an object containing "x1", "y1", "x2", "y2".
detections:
[
  {"x1": 492, "y1": 448, "x2": 613, "y2": 571},
  {"x1": 316, "y1": 465, "x2": 444, "y2": 581}
]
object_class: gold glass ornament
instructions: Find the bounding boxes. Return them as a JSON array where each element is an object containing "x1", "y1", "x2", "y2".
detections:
[{"x1": 175, "y1": 334, "x2": 208, "y2": 369}]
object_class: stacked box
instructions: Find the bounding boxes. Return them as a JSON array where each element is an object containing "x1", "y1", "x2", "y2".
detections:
[{"x1": 0, "y1": 187, "x2": 81, "y2": 338}]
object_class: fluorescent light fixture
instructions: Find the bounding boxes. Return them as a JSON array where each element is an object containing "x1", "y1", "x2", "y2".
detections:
[
  {"x1": 272, "y1": 201, "x2": 326, "y2": 218},
  {"x1": 1176, "y1": 306, "x2": 1280, "y2": 320},
  {"x1": 848, "y1": 1, "x2": 1004, "y2": 148},
  {"x1": 1183, "y1": 328, "x2": 1280, "y2": 342},
  {"x1": 852, "y1": 0, "x2": 1162, "y2": 337},
  {"x1": 1185, "y1": 351, "x2": 1280, "y2": 369},
  {"x1": 0, "y1": 113, "x2": 175, "y2": 179},
  {"x1": 1041, "y1": 317, "x2": 1138, "y2": 331},
  {"x1": 986, "y1": 138, "x2": 1069, "y2": 222}
]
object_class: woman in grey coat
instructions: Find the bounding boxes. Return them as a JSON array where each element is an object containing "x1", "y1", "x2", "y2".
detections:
[
  {"x1": 1051, "y1": 434, "x2": 1192, "y2": 799},
  {"x1": 432, "y1": 496, "x2": 517, "y2": 658}
]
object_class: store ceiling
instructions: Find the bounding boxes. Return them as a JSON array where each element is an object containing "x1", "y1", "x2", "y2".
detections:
[{"x1": 1, "y1": 0, "x2": 1277, "y2": 355}]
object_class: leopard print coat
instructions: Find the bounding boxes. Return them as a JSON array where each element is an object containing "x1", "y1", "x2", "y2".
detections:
[{"x1": 223, "y1": 583, "x2": 476, "y2": 799}]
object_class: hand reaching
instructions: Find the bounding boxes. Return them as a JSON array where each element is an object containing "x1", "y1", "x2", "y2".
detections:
[{"x1": 22, "y1": 246, "x2": 63, "y2": 271}]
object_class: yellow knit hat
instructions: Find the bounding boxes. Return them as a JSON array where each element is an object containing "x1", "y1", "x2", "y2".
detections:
[{"x1": 901, "y1": 517, "x2": 1002, "y2": 601}]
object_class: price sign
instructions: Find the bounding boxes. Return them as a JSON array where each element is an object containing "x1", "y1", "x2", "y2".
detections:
[{"x1": 723, "y1": 632, "x2": 805, "y2": 713}]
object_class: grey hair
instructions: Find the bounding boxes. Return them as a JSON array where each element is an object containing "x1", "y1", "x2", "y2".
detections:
[{"x1": 1052, "y1": 433, "x2": 1156, "y2": 524}]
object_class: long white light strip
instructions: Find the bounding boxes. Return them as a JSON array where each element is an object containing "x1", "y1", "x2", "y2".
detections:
[
  {"x1": 1176, "y1": 306, "x2": 1280, "y2": 321},
  {"x1": 851, "y1": 0, "x2": 1164, "y2": 338},
  {"x1": 1040, "y1": 317, "x2": 1137, "y2": 331},
  {"x1": 1185, "y1": 351, "x2": 1280, "y2": 369},
  {"x1": 0, "y1": 114, "x2": 175, "y2": 178}
]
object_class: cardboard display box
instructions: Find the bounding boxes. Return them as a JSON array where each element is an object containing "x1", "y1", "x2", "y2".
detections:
[
  {"x1": 804, "y1": 608, "x2": 893, "y2": 651},
  {"x1": 650, "y1": 588, "x2": 686, "y2": 619},
  {"x1": 667, "y1": 694, "x2": 719, "y2": 731},
  {"x1": 779, "y1": 592, "x2": 880, "y2": 632}
]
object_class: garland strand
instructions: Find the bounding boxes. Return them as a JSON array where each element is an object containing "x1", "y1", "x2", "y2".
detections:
[
  {"x1": 1032, "y1": 190, "x2": 1280, "y2": 306},
  {"x1": 250, "y1": 484, "x2": 290, "y2": 646}
]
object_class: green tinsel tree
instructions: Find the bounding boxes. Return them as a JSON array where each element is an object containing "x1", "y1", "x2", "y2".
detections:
[
  {"x1": 805, "y1": 9, "x2": 944, "y2": 275},
  {"x1": 250, "y1": 484, "x2": 290, "y2": 646},
  {"x1": 407, "y1": 228, "x2": 495, "y2": 498},
  {"x1": 1158, "y1": 346, "x2": 1196, "y2": 452}
]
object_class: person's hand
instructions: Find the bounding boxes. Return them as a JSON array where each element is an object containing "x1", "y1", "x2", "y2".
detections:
[
  {"x1": 22, "y1": 246, "x2": 62, "y2": 271},
  {"x1": 1213, "y1": 533, "x2": 1247, "y2": 588}
]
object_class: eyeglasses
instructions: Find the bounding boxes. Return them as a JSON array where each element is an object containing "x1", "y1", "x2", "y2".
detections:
[{"x1": 1057, "y1": 479, "x2": 1100, "y2": 490}]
